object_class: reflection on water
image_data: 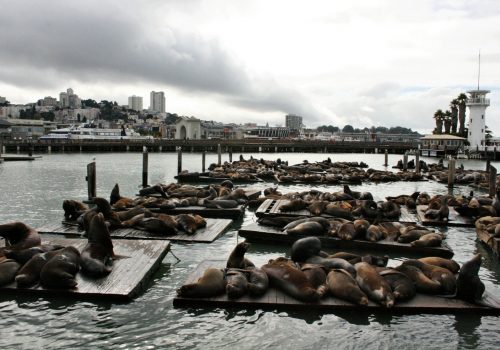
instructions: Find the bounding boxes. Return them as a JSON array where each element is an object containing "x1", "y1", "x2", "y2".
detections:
[{"x1": 1, "y1": 152, "x2": 500, "y2": 349}]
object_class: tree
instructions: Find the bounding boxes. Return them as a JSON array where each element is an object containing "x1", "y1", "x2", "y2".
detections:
[
  {"x1": 342, "y1": 124, "x2": 354, "y2": 133},
  {"x1": 444, "y1": 110, "x2": 452, "y2": 134},
  {"x1": 433, "y1": 109, "x2": 445, "y2": 134},
  {"x1": 450, "y1": 99, "x2": 459, "y2": 134},
  {"x1": 457, "y1": 93, "x2": 467, "y2": 136},
  {"x1": 41, "y1": 111, "x2": 55, "y2": 121},
  {"x1": 0, "y1": 100, "x2": 10, "y2": 107},
  {"x1": 485, "y1": 125, "x2": 493, "y2": 145}
]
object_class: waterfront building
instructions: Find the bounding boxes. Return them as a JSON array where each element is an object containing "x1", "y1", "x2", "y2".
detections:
[
  {"x1": 5, "y1": 118, "x2": 56, "y2": 139},
  {"x1": 175, "y1": 116, "x2": 201, "y2": 139},
  {"x1": 0, "y1": 118, "x2": 11, "y2": 139},
  {"x1": 150, "y1": 91, "x2": 165, "y2": 113},
  {"x1": 419, "y1": 134, "x2": 466, "y2": 157},
  {"x1": 466, "y1": 89, "x2": 490, "y2": 150},
  {"x1": 128, "y1": 95, "x2": 143, "y2": 111},
  {"x1": 243, "y1": 125, "x2": 292, "y2": 139},
  {"x1": 285, "y1": 114, "x2": 303, "y2": 130}
]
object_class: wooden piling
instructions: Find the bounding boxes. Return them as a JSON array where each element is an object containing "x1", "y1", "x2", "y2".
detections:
[
  {"x1": 495, "y1": 147, "x2": 497, "y2": 161},
  {"x1": 202, "y1": 150, "x2": 206, "y2": 172},
  {"x1": 415, "y1": 150, "x2": 420, "y2": 173},
  {"x1": 489, "y1": 165, "x2": 497, "y2": 198},
  {"x1": 448, "y1": 158, "x2": 456, "y2": 188},
  {"x1": 486, "y1": 158, "x2": 491, "y2": 172},
  {"x1": 384, "y1": 149, "x2": 388, "y2": 166},
  {"x1": 0, "y1": 140, "x2": 3, "y2": 159},
  {"x1": 142, "y1": 148, "x2": 149, "y2": 188},
  {"x1": 403, "y1": 152, "x2": 408, "y2": 171},
  {"x1": 217, "y1": 144, "x2": 222, "y2": 166},
  {"x1": 86, "y1": 162, "x2": 96, "y2": 200},
  {"x1": 177, "y1": 146, "x2": 182, "y2": 174},
  {"x1": 229, "y1": 147, "x2": 233, "y2": 163}
]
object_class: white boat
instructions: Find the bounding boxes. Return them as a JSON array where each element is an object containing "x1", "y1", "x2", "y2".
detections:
[{"x1": 40, "y1": 124, "x2": 153, "y2": 141}]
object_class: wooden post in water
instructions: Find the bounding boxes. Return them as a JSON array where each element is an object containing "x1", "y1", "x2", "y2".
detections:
[
  {"x1": 489, "y1": 165, "x2": 497, "y2": 198},
  {"x1": 217, "y1": 144, "x2": 222, "y2": 165},
  {"x1": 495, "y1": 146, "x2": 497, "y2": 161},
  {"x1": 86, "y1": 162, "x2": 96, "y2": 200},
  {"x1": 403, "y1": 152, "x2": 408, "y2": 171},
  {"x1": 202, "y1": 150, "x2": 206, "y2": 172},
  {"x1": 384, "y1": 149, "x2": 388, "y2": 166},
  {"x1": 0, "y1": 140, "x2": 3, "y2": 159},
  {"x1": 142, "y1": 147, "x2": 148, "y2": 188},
  {"x1": 415, "y1": 150, "x2": 420, "y2": 173},
  {"x1": 448, "y1": 158, "x2": 456, "y2": 188},
  {"x1": 486, "y1": 158, "x2": 491, "y2": 172},
  {"x1": 177, "y1": 146, "x2": 182, "y2": 174},
  {"x1": 229, "y1": 147, "x2": 233, "y2": 163}
]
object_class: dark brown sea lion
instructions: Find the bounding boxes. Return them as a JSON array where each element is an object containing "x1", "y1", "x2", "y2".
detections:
[
  {"x1": 285, "y1": 221, "x2": 326, "y2": 236},
  {"x1": 245, "y1": 268, "x2": 269, "y2": 297},
  {"x1": 92, "y1": 197, "x2": 122, "y2": 229},
  {"x1": 300, "y1": 263, "x2": 327, "y2": 288},
  {"x1": 290, "y1": 237, "x2": 325, "y2": 262},
  {"x1": 15, "y1": 250, "x2": 62, "y2": 287},
  {"x1": 116, "y1": 206, "x2": 146, "y2": 222},
  {"x1": 110, "y1": 183, "x2": 134, "y2": 209},
  {"x1": 424, "y1": 196, "x2": 449, "y2": 221},
  {"x1": 456, "y1": 254, "x2": 485, "y2": 303},
  {"x1": 366, "y1": 225, "x2": 383, "y2": 242},
  {"x1": 226, "y1": 242, "x2": 255, "y2": 269},
  {"x1": 397, "y1": 228, "x2": 431, "y2": 243},
  {"x1": 0, "y1": 222, "x2": 41, "y2": 251},
  {"x1": 258, "y1": 216, "x2": 307, "y2": 228},
  {"x1": 80, "y1": 213, "x2": 115, "y2": 277},
  {"x1": 418, "y1": 257, "x2": 460, "y2": 274},
  {"x1": 394, "y1": 264, "x2": 441, "y2": 294},
  {"x1": 307, "y1": 201, "x2": 328, "y2": 216},
  {"x1": 305, "y1": 255, "x2": 357, "y2": 277},
  {"x1": 138, "y1": 184, "x2": 167, "y2": 197},
  {"x1": 410, "y1": 233, "x2": 443, "y2": 247},
  {"x1": 353, "y1": 219, "x2": 370, "y2": 237},
  {"x1": 174, "y1": 214, "x2": 202, "y2": 235},
  {"x1": 337, "y1": 222, "x2": 357, "y2": 240},
  {"x1": 355, "y1": 262, "x2": 394, "y2": 307},
  {"x1": 283, "y1": 217, "x2": 331, "y2": 232},
  {"x1": 203, "y1": 199, "x2": 239, "y2": 209},
  {"x1": 261, "y1": 259, "x2": 326, "y2": 302},
  {"x1": 328, "y1": 252, "x2": 360, "y2": 262},
  {"x1": 279, "y1": 199, "x2": 309, "y2": 212},
  {"x1": 378, "y1": 201, "x2": 401, "y2": 220},
  {"x1": 137, "y1": 217, "x2": 178, "y2": 236},
  {"x1": 379, "y1": 269, "x2": 416, "y2": 301},
  {"x1": 225, "y1": 269, "x2": 249, "y2": 299},
  {"x1": 326, "y1": 269, "x2": 368, "y2": 306},
  {"x1": 0, "y1": 259, "x2": 21, "y2": 286},
  {"x1": 323, "y1": 204, "x2": 355, "y2": 220},
  {"x1": 177, "y1": 268, "x2": 227, "y2": 298},
  {"x1": 402, "y1": 259, "x2": 456, "y2": 294},
  {"x1": 40, "y1": 246, "x2": 80, "y2": 289},
  {"x1": 4, "y1": 244, "x2": 65, "y2": 265},
  {"x1": 62, "y1": 200, "x2": 88, "y2": 221}
]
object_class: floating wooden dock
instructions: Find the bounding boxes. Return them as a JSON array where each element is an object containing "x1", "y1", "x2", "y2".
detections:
[
  {"x1": 173, "y1": 260, "x2": 500, "y2": 315},
  {"x1": 152, "y1": 206, "x2": 245, "y2": 220},
  {"x1": 0, "y1": 238, "x2": 170, "y2": 300},
  {"x1": 38, "y1": 218, "x2": 233, "y2": 243},
  {"x1": 0, "y1": 155, "x2": 42, "y2": 161},
  {"x1": 238, "y1": 223, "x2": 454, "y2": 258},
  {"x1": 416, "y1": 205, "x2": 475, "y2": 227},
  {"x1": 175, "y1": 172, "x2": 263, "y2": 184},
  {"x1": 476, "y1": 227, "x2": 500, "y2": 258}
]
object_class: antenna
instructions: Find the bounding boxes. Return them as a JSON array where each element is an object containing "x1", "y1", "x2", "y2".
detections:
[{"x1": 477, "y1": 49, "x2": 481, "y2": 90}]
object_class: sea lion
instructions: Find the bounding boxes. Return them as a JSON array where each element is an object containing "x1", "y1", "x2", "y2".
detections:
[
  {"x1": 366, "y1": 225, "x2": 384, "y2": 242},
  {"x1": 110, "y1": 183, "x2": 134, "y2": 209},
  {"x1": 337, "y1": 222, "x2": 358, "y2": 240},
  {"x1": 203, "y1": 199, "x2": 239, "y2": 209},
  {"x1": 355, "y1": 262, "x2": 394, "y2": 307},
  {"x1": 15, "y1": 250, "x2": 62, "y2": 287},
  {"x1": 92, "y1": 197, "x2": 122, "y2": 229},
  {"x1": 305, "y1": 255, "x2": 357, "y2": 277},
  {"x1": 360, "y1": 200, "x2": 379, "y2": 219},
  {"x1": 225, "y1": 269, "x2": 249, "y2": 299},
  {"x1": 177, "y1": 268, "x2": 227, "y2": 298},
  {"x1": 285, "y1": 221, "x2": 326, "y2": 236},
  {"x1": 80, "y1": 213, "x2": 115, "y2": 277},
  {"x1": 402, "y1": 259, "x2": 456, "y2": 294},
  {"x1": 283, "y1": 217, "x2": 331, "y2": 232},
  {"x1": 40, "y1": 246, "x2": 81, "y2": 289},
  {"x1": 116, "y1": 206, "x2": 146, "y2": 222},
  {"x1": 410, "y1": 233, "x2": 443, "y2": 247},
  {"x1": 0, "y1": 222, "x2": 41, "y2": 251},
  {"x1": 175, "y1": 214, "x2": 203, "y2": 235},
  {"x1": 323, "y1": 204, "x2": 355, "y2": 220},
  {"x1": 62, "y1": 200, "x2": 88, "y2": 221},
  {"x1": 261, "y1": 259, "x2": 326, "y2": 302},
  {"x1": 245, "y1": 268, "x2": 269, "y2": 297},
  {"x1": 327, "y1": 252, "x2": 361, "y2": 263},
  {"x1": 379, "y1": 269, "x2": 416, "y2": 301},
  {"x1": 424, "y1": 196, "x2": 449, "y2": 222},
  {"x1": 353, "y1": 219, "x2": 370, "y2": 237},
  {"x1": 307, "y1": 201, "x2": 328, "y2": 216},
  {"x1": 0, "y1": 259, "x2": 21, "y2": 286},
  {"x1": 326, "y1": 269, "x2": 368, "y2": 306},
  {"x1": 226, "y1": 242, "x2": 255, "y2": 269},
  {"x1": 361, "y1": 254, "x2": 389, "y2": 267},
  {"x1": 378, "y1": 201, "x2": 401, "y2": 220},
  {"x1": 456, "y1": 254, "x2": 485, "y2": 303},
  {"x1": 290, "y1": 236, "x2": 325, "y2": 262},
  {"x1": 138, "y1": 184, "x2": 167, "y2": 198},
  {"x1": 300, "y1": 263, "x2": 327, "y2": 288},
  {"x1": 4, "y1": 244, "x2": 65, "y2": 265},
  {"x1": 394, "y1": 264, "x2": 441, "y2": 294},
  {"x1": 137, "y1": 217, "x2": 178, "y2": 236},
  {"x1": 418, "y1": 257, "x2": 460, "y2": 274},
  {"x1": 279, "y1": 199, "x2": 309, "y2": 212},
  {"x1": 397, "y1": 228, "x2": 431, "y2": 243}
]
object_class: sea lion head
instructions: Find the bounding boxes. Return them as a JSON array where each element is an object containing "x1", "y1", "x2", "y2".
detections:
[{"x1": 92, "y1": 197, "x2": 113, "y2": 214}]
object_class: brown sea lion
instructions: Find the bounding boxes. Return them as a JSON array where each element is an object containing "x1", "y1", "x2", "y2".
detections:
[
  {"x1": 137, "y1": 217, "x2": 178, "y2": 236},
  {"x1": 328, "y1": 252, "x2": 361, "y2": 262},
  {"x1": 307, "y1": 201, "x2": 328, "y2": 216},
  {"x1": 418, "y1": 257, "x2": 460, "y2": 274},
  {"x1": 323, "y1": 204, "x2": 355, "y2": 220},
  {"x1": 62, "y1": 200, "x2": 88, "y2": 221},
  {"x1": 80, "y1": 213, "x2": 115, "y2": 277},
  {"x1": 177, "y1": 268, "x2": 227, "y2": 298},
  {"x1": 245, "y1": 268, "x2": 269, "y2": 297},
  {"x1": 394, "y1": 264, "x2": 441, "y2": 294},
  {"x1": 424, "y1": 196, "x2": 449, "y2": 221},
  {"x1": 285, "y1": 221, "x2": 326, "y2": 236},
  {"x1": 116, "y1": 206, "x2": 146, "y2": 222},
  {"x1": 410, "y1": 233, "x2": 443, "y2": 247},
  {"x1": 175, "y1": 214, "x2": 201, "y2": 235},
  {"x1": 456, "y1": 254, "x2": 485, "y2": 303},
  {"x1": 279, "y1": 199, "x2": 309, "y2": 212},
  {"x1": 225, "y1": 269, "x2": 249, "y2": 299},
  {"x1": 402, "y1": 259, "x2": 456, "y2": 294},
  {"x1": 15, "y1": 250, "x2": 62, "y2": 287},
  {"x1": 326, "y1": 269, "x2": 368, "y2": 306},
  {"x1": 305, "y1": 255, "x2": 357, "y2": 277},
  {"x1": 92, "y1": 197, "x2": 122, "y2": 229},
  {"x1": 261, "y1": 259, "x2": 326, "y2": 302},
  {"x1": 4, "y1": 244, "x2": 65, "y2": 265},
  {"x1": 0, "y1": 259, "x2": 21, "y2": 286},
  {"x1": 337, "y1": 222, "x2": 357, "y2": 240},
  {"x1": 227, "y1": 242, "x2": 255, "y2": 269},
  {"x1": 398, "y1": 228, "x2": 431, "y2": 243},
  {"x1": 290, "y1": 236, "x2": 327, "y2": 262},
  {"x1": 379, "y1": 269, "x2": 416, "y2": 301},
  {"x1": 40, "y1": 246, "x2": 80, "y2": 289},
  {"x1": 283, "y1": 217, "x2": 331, "y2": 232},
  {"x1": 300, "y1": 263, "x2": 327, "y2": 288},
  {"x1": 353, "y1": 219, "x2": 370, "y2": 237},
  {"x1": 355, "y1": 262, "x2": 394, "y2": 307},
  {"x1": 0, "y1": 222, "x2": 41, "y2": 251},
  {"x1": 110, "y1": 183, "x2": 134, "y2": 209},
  {"x1": 366, "y1": 225, "x2": 383, "y2": 242}
]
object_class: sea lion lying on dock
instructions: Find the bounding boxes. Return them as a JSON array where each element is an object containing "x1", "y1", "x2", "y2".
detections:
[
  {"x1": 326, "y1": 269, "x2": 368, "y2": 305},
  {"x1": 355, "y1": 262, "x2": 394, "y2": 307},
  {"x1": 177, "y1": 268, "x2": 226, "y2": 298},
  {"x1": 62, "y1": 200, "x2": 88, "y2": 221},
  {"x1": 15, "y1": 249, "x2": 62, "y2": 287},
  {"x1": 0, "y1": 259, "x2": 21, "y2": 286},
  {"x1": 40, "y1": 246, "x2": 81, "y2": 289},
  {"x1": 4, "y1": 244, "x2": 65, "y2": 265},
  {"x1": 0, "y1": 222, "x2": 41, "y2": 252}
]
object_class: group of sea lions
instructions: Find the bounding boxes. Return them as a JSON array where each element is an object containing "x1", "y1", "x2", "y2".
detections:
[
  {"x1": 63, "y1": 193, "x2": 208, "y2": 236},
  {"x1": 177, "y1": 237, "x2": 485, "y2": 307},
  {"x1": 0, "y1": 213, "x2": 117, "y2": 288}
]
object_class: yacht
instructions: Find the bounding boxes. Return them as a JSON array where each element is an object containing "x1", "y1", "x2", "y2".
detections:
[{"x1": 39, "y1": 124, "x2": 153, "y2": 141}]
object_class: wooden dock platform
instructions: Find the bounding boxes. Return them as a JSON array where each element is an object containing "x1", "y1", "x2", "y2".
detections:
[
  {"x1": 173, "y1": 260, "x2": 500, "y2": 315},
  {"x1": 476, "y1": 227, "x2": 500, "y2": 258},
  {"x1": 38, "y1": 218, "x2": 233, "y2": 243},
  {"x1": 416, "y1": 205, "x2": 475, "y2": 227},
  {"x1": 152, "y1": 206, "x2": 245, "y2": 220},
  {"x1": 0, "y1": 238, "x2": 170, "y2": 300},
  {"x1": 238, "y1": 223, "x2": 454, "y2": 258},
  {"x1": 175, "y1": 173, "x2": 263, "y2": 184},
  {"x1": 0, "y1": 155, "x2": 41, "y2": 161}
]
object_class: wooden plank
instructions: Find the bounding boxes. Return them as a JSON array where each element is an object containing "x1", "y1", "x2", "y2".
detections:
[
  {"x1": 37, "y1": 218, "x2": 233, "y2": 244},
  {"x1": 476, "y1": 227, "x2": 500, "y2": 258},
  {"x1": 154, "y1": 205, "x2": 244, "y2": 220},
  {"x1": 173, "y1": 260, "x2": 500, "y2": 315},
  {"x1": 0, "y1": 238, "x2": 170, "y2": 301},
  {"x1": 238, "y1": 223, "x2": 454, "y2": 258},
  {"x1": 399, "y1": 206, "x2": 418, "y2": 224},
  {"x1": 416, "y1": 205, "x2": 475, "y2": 227}
]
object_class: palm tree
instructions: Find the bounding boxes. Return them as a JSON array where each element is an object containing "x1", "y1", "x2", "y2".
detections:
[
  {"x1": 450, "y1": 98, "x2": 459, "y2": 134},
  {"x1": 433, "y1": 109, "x2": 445, "y2": 134},
  {"x1": 444, "y1": 110, "x2": 452, "y2": 134},
  {"x1": 457, "y1": 93, "x2": 467, "y2": 136}
]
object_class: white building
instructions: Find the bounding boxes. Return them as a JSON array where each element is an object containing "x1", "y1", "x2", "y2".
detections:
[
  {"x1": 175, "y1": 116, "x2": 201, "y2": 139},
  {"x1": 59, "y1": 88, "x2": 81, "y2": 108},
  {"x1": 285, "y1": 114, "x2": 303, "y2": 130},
  {"x1": 150, "y1": 91, "x2": 165, "y2": 113},
  {"x1": 0, "y1": 96, "x2": 6, "y2": 104},
  {"x1": 0, "y1": 105, "x2": 31, "y2": 118},
  {"x1": 466, "y1": 89, "x2": 490, "y2": 150},
  {"x1": 42, "y1": 96, "x2": 58, "y2": 107},
  {"x1": 128, "y1": 95, "x2": 143, "y2": 111}
]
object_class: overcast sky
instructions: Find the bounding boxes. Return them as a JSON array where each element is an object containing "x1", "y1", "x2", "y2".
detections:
[{"x1": 1, "y1": 0, "x2": 499, "y2": 134}]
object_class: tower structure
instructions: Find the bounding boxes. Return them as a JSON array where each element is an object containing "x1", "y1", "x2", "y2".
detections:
[
  {"x1": 150, "y1": 91, "x2": 165, "y2": 113},
  {"x1": 466, "y1": 90, "x2": 490, "y2": 149}
]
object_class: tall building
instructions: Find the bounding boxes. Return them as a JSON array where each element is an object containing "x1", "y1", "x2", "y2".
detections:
[
  {"x1": 0, "y1": 96, "x2": 6, "y2": 104},
  {"x1": 285, "y1": 114, "x2": 303, "y2": 130},
  {"x1": 42, "y1": 96, "x2": 57, "y2": 106},
  {"x1": 59, "y1": 88, "x2": 81, "y2": 108},
  {"x1": 128, "y1": 95, "x2": 143, "y2": 111},
  {"x1": 150, "y1": 91, "x2": 165, "y2": 113},
  {"x1": 466, "y1": 89, "x2": 490, "y2": 149}
]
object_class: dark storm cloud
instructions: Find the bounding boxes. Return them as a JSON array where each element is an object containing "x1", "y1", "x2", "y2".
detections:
[{"x1": 0, "y1": 0, "x2": 322, "y2": 117}]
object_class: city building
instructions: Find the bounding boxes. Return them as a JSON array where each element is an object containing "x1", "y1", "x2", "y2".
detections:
[
  {"x1": 285, "y1": 114, "x2": 303, "y2": 130},
  {"x1": 150, "y1": 91, "x2": 165, "y2": 113},
  {"x1": 175, "y1": 116, "x2": 201, "y2": 139},
  {"x1": 466, "y1": 89, "x2": 490, "y2": 150},
  {"x1": 5, "y1": 118, "x2": 56, "y2": 140},
  {"x1": 128, "y1": 95, "x2": 143, "y2": 111},
  {"x1": 0, "y1": 96, "x2": 6, "y2": 104},
  {"x1": 59, "y1": 88, "x2": 81, "y2": 108},
  {"x1": 419, "y1": 134, "x2": 466, "y2": 157},
  {"x1": 0, "y1": 105, "x2": 31, "y2": 118}
]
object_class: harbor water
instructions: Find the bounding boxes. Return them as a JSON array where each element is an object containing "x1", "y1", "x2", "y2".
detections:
[{"x1": 1, "y1": 152, "x2": 499, "y2": 349}]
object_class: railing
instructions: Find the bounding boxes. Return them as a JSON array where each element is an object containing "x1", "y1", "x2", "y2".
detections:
[{"x1": 466, "y1": 98, "x2": 490, "y2": 105}]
